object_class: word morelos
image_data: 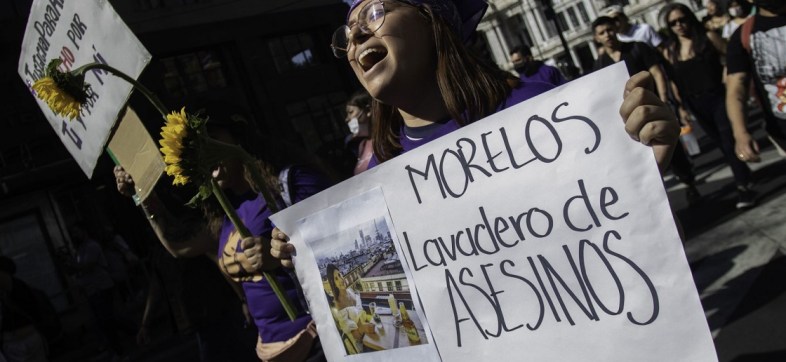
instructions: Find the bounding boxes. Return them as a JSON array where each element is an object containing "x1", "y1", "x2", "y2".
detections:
[{"x1": 404, "y1": 101, "x2": 601, "y2": 205}]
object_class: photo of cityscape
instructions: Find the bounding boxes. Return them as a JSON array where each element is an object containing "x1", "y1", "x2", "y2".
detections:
[{"x1": 311, "y1": 217, "x2": 428, "y2": 355}]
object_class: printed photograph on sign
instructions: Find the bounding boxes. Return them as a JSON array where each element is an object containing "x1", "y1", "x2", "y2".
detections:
[{"x1": 311, "y1": 217, "x2": 429, "y2": 355}]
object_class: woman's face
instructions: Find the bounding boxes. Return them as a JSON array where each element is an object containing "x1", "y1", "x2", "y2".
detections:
[
  {"x1": 728, "y1": 1, "x2": 743, "y2": 18},
  {"x1": 706, "y1": 0, "x2": 718, "y2": 16},
  {"x1": 345, "y1": 104, "x2": 365, "y2": 123},
  {"x1": 332, "y1": 269, "x2": 346, "y2": 290},
  {"x1": 346, "y1": 0, "x2": 436, "y2": 104},
  {"x1": 210, "y1": 128, "x2": 245, "y2": 191},
  {"x1": 668, "y1": 9, "x2": 691, "y2": 37}
]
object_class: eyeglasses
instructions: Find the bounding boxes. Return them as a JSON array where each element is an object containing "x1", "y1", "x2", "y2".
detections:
[
  {"x1": 331, "y1": 0, "x2": 387, "y2": 58},
  {"x1": 668, "y1": 17, "x2": 689, "y2": 27}
]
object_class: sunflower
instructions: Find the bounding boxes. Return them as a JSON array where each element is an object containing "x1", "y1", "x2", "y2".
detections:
[
  {"x1": 32, "y1": 59, "x2": 90, "y2": 120},
  {"x1": 158, "y1": 108, "x2": 248, "y2": 198},
  {"x1": 159, "y1": 107, "x2": 211, "y2": 187},
  {"x1": 160, "y1": 108, "x2": 192, "y2": 185}
]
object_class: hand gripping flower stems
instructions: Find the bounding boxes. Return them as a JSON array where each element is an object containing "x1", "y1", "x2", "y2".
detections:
[{"x1": 33, "y1": 60, "x2": 298, "y2": 321}]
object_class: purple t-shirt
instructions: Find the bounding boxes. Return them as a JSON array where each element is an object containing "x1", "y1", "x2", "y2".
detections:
[
  {"x1": 368, "y1": 80, "x2": 554, "y2": 167},
  {"x1": 217, "y1": 166, "x2": 330, "y2": 343},
  {"x1": 519, "y1": 64, "x2": 567, "y2": 87}
]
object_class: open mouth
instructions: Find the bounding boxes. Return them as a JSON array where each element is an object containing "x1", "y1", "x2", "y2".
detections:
[{"x1": 358, "y1": 47, "x2": 388, "y2": 72}]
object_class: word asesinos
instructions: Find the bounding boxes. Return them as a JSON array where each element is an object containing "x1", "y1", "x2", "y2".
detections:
[
  {"x1": 404, "y1": 102, "x2": 601, "y2": 204},
  {"x1": 443, "y1": 230, "x2": 658, "y2": 347}
]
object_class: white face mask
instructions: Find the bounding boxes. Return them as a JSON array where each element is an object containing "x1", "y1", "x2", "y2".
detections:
[
  {"x1": 729, "y1": 7, "x2": 742, "y2": 17},
  {"x1": 348, "y1": 117, "x2": 360, "y2": 134}
]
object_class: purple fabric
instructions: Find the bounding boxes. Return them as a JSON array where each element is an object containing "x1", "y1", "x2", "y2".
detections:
[
  {"x1": 347, "y1": 0, "x2": 487, "y2": 41},
  {"x1": 520, "y1": 64, "x2": 567, "y2": 87},
  {"x1": 367, "y1": 80, "x2": 554, "y2": 168},
  {"x1": 217, "y1": 166, "x2": 330, "y2": 343}
]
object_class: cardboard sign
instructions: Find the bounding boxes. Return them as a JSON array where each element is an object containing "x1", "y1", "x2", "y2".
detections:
[
  {"x1": 18, "y1": 0, "x2": 151, "y2": 178},
  {"x1": 107, "y1": 108, "x2": 164, "y2": 203},
  {"x1": 271, "y1": 63, "x2": 717, "y2": 362}
]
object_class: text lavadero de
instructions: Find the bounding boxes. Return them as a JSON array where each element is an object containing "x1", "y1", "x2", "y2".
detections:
[
  {"x1": 21, "y1": 0, "x2": 111, "y2": 150},
  {"x1": 400, "y1": 102, "x2": 659, "y2": 347}
]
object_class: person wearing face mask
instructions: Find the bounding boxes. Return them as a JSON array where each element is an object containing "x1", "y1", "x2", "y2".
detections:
[
  {"x1": 271, "y1": 0, "x2": 681, "y2": 268},
  {"x1": 113, "y1": 101, "x2": 331, "y2": 361},
  {"x1": 703, "y1": 0, "x2": 731, "y2": 34},
  {"x1": 509, "y1": 46, "x2": 567, "y2": 86},
  {"x1": 726, "y1": 0, "x2": 786, "y2": 163},
  {"x1": 343, "y1": 91, "x2": 375, "y2": 174},
  {"x1": 722, "y1": 0, "x2": 754, "y2": 40}
]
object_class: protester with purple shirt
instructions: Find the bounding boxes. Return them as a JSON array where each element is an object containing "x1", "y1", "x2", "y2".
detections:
[
  {"x1": 510, "y1": 46, "x2": 567, "y2": 86},
  {"x1": 115, "y1": 102, "x2": 330, "y2": 361},
  {"x1": 272, "y1": 0, "x2": 680, "y2": 279}
]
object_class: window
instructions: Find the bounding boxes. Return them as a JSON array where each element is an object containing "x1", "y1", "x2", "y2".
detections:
[
  {"x1": 267, "y1": 33, "x2": 320, "y2": 73},
  {"x1": 395, "y1": 281, "x2": 402, "y2": 291},
  {"x1": 377, "y1": 282, "x2": 383, "y2": 291},
  {"x1": 567, "y1": 7, "x2": 580, "y2": 28},
  {"x1": 506, "y1": 14, "x2": 534, "y2": 48},
  {"x1": 386, "y1": 281, "x2": 394, "y2": 291},
  {"x1": 285, "y1": 92, "x2": 347, "y2": 152},
  {"x1": 160, "y1": 49, "x2": 228, "y2": 98},
  {"x1": 557, "y1": 12, "x2": 569, "y2": 31},
  {"x1": 577, "y1": 2, "x2": 590, "y2": 24}
]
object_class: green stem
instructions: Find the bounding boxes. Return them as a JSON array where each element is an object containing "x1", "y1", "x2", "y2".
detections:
[
  {"x1": 210, "y1": 179, "x2": 298, "y2": 321},
  {"x1": 74, "y1": 63, "x2": 169, "y2": 118}
]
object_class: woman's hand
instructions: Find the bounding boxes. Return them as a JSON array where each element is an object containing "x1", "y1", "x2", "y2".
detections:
[
  {"x1": 113, "y1": 165, "x2": 136, "y2": 197},
  {"x1": 239, "y1": 236, "x2": 280, "y2": 272},
  {"x1": 620, "y1": 71, "x2": 681, "y2": 173},
  {"x1": 270, "y1": 227, "x2": 295, "y2": 268}
]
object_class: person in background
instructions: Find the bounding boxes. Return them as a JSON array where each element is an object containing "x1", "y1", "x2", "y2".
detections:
[
  {"x1": 703, "y1": 0, "x2": 731, "y2": 34},
  {"x1": 68, "y1": 222, "x2": 124, "y2": 358},
  {"x1": 114, "y1": 101, "x2": 330, "y2": 361},
  {"x1": 593, "y1": 14, "x2": 701, "y2": 204},
  {"x1": 726, "y1": 0, "x2": 786, "y2": 162},
  {"x1": 100, "y1": 225, "x2": 139, "y2": 303},
  {"x1": 722, "y1": 0, "x2": 754, "y2": 40},
  {"x1": 344, "y1": 91, "x2": 375, "y2": 174},
  {"x1": 592, "y1": 16, "x2": 670, "y2": 104},
  {"x1": 509, "y1": 46, "x2": 567, "y2": 86},
  {"x1": 272, "y1": 0, "x2": 680, "y2": 268},
  {"x1": 605, "y1": 5, "x2": 665, "y2": 49},
  {"x1": 662, "y1": 2, "x2": 756, "y2": 209},
  {"x1": 0, "y1": 256, "x2": 47, "y2": 362}
]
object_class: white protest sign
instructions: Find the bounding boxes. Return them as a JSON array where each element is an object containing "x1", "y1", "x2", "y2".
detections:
[
  {"x1": 271, "y1": 63, "x2": 716, "y2": 362},
  {"x1": 18, "y1": 0, "x2": 151, "y2": 178}
]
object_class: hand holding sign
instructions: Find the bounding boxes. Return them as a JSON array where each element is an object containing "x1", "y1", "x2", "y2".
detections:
[{"x1": 620, "y1": 71, "x2": 680, "y2": 172}]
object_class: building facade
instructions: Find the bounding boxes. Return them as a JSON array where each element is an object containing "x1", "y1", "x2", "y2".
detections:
[{"x1": 478, "y1": 0, "x2": 699, "y2": 75}]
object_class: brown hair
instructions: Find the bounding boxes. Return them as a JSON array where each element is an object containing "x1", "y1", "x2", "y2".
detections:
[
  {"x1": 371, "y1": 4, "x2": 517, "y2": 162},
  {"x1": 202, "y1": 158, "x2": 281, "y2": 237}
]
